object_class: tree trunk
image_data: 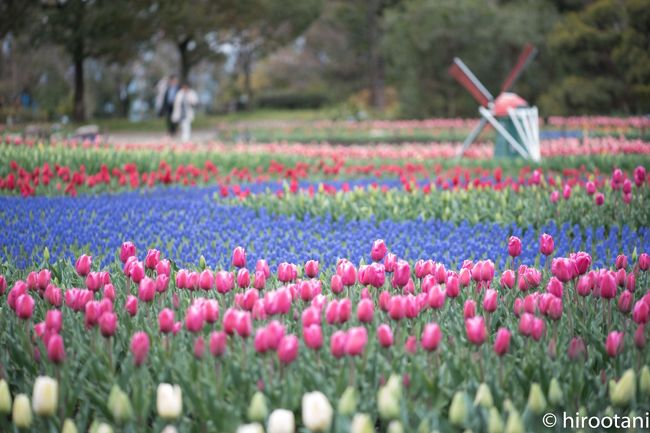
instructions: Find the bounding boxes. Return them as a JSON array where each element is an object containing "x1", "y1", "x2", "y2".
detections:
[
  {"x1": 179, "y1": 41, "x2": 191, "y2": 83},
  {"x1": 367, "y1": 0, "x2": 385, "y2": 111},
  {"x1": 242, "y1": 52, "x2": 253, "y2": 110},
  {"x1": 73, "y1": 52, "x2": 85, "y2": 122}
]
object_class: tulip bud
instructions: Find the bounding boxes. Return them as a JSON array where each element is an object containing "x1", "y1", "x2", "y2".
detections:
[
  {"x1": 611, "y1": 369, "x2": 636, "y2": 407},
  {"x1": 474, "y1": 383, "x2": 493, "y2": 408},
  {"x1": 0, "y1": 379, "x2": 11, "y2": 413},
  {"x1": 487, "y1": 407, "x2": 504, "y2": 433},
  {"x1": 236, "y1": 423, "x2": 264, "y2": 433},
  {"x1": 387, "y1": 420, "x2": 404, "y2": 433},
  {"x1": 350, "y1": 413, "x2": 374, "y2": 433},
  {"x1": 640, "y1": 366, "x2": 650, "y2": 397},
  {"x1": 156, "y1": 383, "x2": 182, "y2": 420},
  {"x1": 107, "y1": 384, "x2": 134, "y2": 423},
  {"x1": 378, "y1": 375, "x2": 401, "y2": 420},
  {"x1": 267, "y1": 409, "x2": 295, "y2": 433},
  {"x1": 338, "y1": 386, "x2": 358, "y2": 416},
  {"x1": 247, "y1": 392, "x2": 268, "y2": 422},
  {"x1": 32, "y1": 376, "x2": 58, "y2": 417},
  {"x1": 302, "y1": 391, "x2": 333, "y2": 432},
  {"x1": 548, "y1": 377, "x2": 564, "y2": 407},
  {"x1": 526, "y1": 383, "x2": 546, "y2": 415},
  {"x1": 504, "y1": 409, "x2": 523, "y2": 433},
  {"x1": 94, "y1": 423, "x2": 114, "y2": 433},
  {"x1": 12, "y1": 394, "x2": 32, "y2": 428},
  {"x1": 61, "y1": 419, "x2": 78, "y2": 433},
  {"x1": 449, "y1": 391, "x2": 468, "y2": 427}
]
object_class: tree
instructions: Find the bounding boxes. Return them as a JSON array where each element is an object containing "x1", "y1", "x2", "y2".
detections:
[
  {"x1": 543, "y1": 0, "x2": 650, "y2": 114},
  {"x1": 33, "y1": 0, "x2": 150, "y2": 121}
]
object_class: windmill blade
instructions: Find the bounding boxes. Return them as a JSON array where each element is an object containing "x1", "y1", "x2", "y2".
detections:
[
  {"x1": 500, "y1": 43, "x2": 538, "y2": 93},
  {"x1": 449, "y1": 58, "x2": 494, "y2": 106},
  {"x1": 479, "y1": 106, "x2": 531, "y2": 159},
  {"x1": 456, "y1": 117, "x2": 488, "y2": 158}
]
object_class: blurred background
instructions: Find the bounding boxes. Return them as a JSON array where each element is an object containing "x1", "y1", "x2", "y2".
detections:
[{"x1": 0, "y1": 0, "x2": 648, "y2": 129}]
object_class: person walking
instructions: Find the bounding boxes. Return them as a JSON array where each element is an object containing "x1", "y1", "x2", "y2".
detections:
[
  {"x1": 155, "y1": 75, "x2": 180, "y2": 136},
  {"x1": 171, "y1": 82, "x2": 199, "y2": 142}
]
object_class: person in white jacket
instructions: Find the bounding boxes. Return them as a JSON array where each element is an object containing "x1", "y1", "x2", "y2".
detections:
[{"x1": 171, "y1": 83, "x2": 199, "y2": 142}]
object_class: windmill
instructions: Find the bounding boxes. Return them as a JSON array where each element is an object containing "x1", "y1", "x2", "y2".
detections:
[{"x1": 449, "y1": 43, "x2": 541, "y2": 161}]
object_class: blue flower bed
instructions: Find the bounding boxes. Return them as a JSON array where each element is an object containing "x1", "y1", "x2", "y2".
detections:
[{"x1": 1, "y1": 186, "x2": 648, "y2": 270}]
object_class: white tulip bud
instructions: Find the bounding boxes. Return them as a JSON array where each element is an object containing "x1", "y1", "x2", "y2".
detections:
[
  {"x1": 156, "y1": 383, "x2": 182, "y2": 420},
  {"x1": 32, "y1": 376, "x2": 58, "y2": 416}
]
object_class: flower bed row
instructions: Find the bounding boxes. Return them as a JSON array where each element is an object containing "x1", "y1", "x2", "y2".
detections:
[{"x1": 1, "y1": 237, "x2": 649, "y2": 432}]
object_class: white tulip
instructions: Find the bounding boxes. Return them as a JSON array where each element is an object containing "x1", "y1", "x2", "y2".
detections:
[
  {"x1": 161, "y1": 426, "x2": 179, "y2": 433},
  {"x1": 301, "y1": 391, "x2": 333, "y2": 432},
  {"x1": 267, "y1": 409, "x2": 295, "y2": 433},
  {"x1": 236, "y1": 423, "x2": 264, "y2": 433},
  {"x1": 156, "y1": 383, "x2": 182, "y2": 420},
  {"x1": 96, "y1": 422, "x2": 114, "y2": 433},
  {"x1": 350, "y1": 413, "x2": 374, "y2": 433},
  {"x1": 12, "y1": 394, "x2": 32, "y2": 428},
  {"x1": 32, "y1": 376, "x2": 58, "y2": 416}
]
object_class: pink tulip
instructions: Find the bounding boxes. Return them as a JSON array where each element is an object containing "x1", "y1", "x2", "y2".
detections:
[
  {"x1": 197, "y1": 269, "x2": 213, "y2": 291},
  {"x1": 175, "y1": 269, "x2": 189, "y2": 289},
  {"x1": 47, "y1": 334, "x2": 65, "y2": 364},
  {"x1": 130, "y1": 332, "x2": 150, "y2": 366},
  {"x1": 330, "y1": 274, "x2": 344, "y2": 294},
  {"x1": 483, "y1": 289, "x2": 498, "y2": 313},
  {"x1": 548, "y1": 298, "x2": 563, "y2": 321},
  {"x1": 159, "y1": 309, "x2": 175, "y2": 333},
  {"x1": 500, "y1": 270, "x2": 515, "y2": 289},
  {"x1": 0, "y1": 275, "x2": 6, "y2": 296},
  {"x1": 84, "y1": 301, "x2": 101, "y2": 328},
  {"x1": 278, "y1": 335, "x2": 299, "y2": 364},
  {"x1": 254, "y1": 328, "x2": 270, "y2": 353},
  {"x1": 634, "y1": 165, "x2": 646, "y2": 186},
  {"x1": 377, "y1": 324, "x2": 394, "y2": 348},
  {"x1": 237, "y1": 268, "x2": 250, "y2": 288},
  {"x1": 255, "y1": 259, "x2": 270, "y2": 278},
  {"x1": 303, "y1": 324, "x2": 323, "y2": 350},
  {"x1": 232, "y1": 246, "x2": 246, "y2": 268},
  {"x1": 600, "y1": 271, "x2": 617, "y2": 299},
  {"x1": 37, "y1": 269, "x2": 51, "y2": 291},
  {"x1": 547, "y1": 277, "x2": 563, "y2": 298},
  {"x1": 45, "y1": 284, "x2": 62, "y2": 307},
  {"x1": 585, "y1": 181, "x2": 596, "y2": 195},
  {"x1": 193, "y1": 336, "x2": 205, "y2": 359},
  {"x1": 421, "y1": 323, "x2": 442, "y2": 351},
  {"x1": 635, "y1": 325, "x2": 646, "y2": 349},
  {"x1": 570, "y1": 251, "x2": 592, "y2": 275},
  {"x1": 463, "y1": 299, "x2": 476, "y2": 319},
  {"x1": 615, "y1": 254, "x2": 628, "y2": 270},
  {"x1": 404, "y1": 335, "x2": 418, "y2": 354},
  {"x1": 428, "y1": 285, "x2": 446, "y2": 309},
  {"x1": 278, "y1": 262, "x2": 298, "y2": 283},
  {"x1": 125, "y1": 295, "x2": 138, "y2": 316},
  {"x1": 330, "y1": 330, "x2": 348, "y2": 358},
  {"x1": 551, "y1": 258, "x2": 576, "y2": 282},
  {"x1": 390, "y1": 260, "x2": 410, "y2": 288},
  {"x1": 626, "y1": 274, "x2": 635, "y2": 292},
  {"x1": 45, "y1": 310, "x2": 63, "y2": 333},
  {"x1": 155, "y1": 274, "x2": 169, "y2": 293},
  {"x1": 519, "y1": 313, "x2": 534, "y2": 336},
  {"x1": 145, "y1": 249, "x2": 160, "y2": 269},
  {"x1": 531, "y1": 318, "x2": 545, "y2": 341},
  {"x1": 210, "y1": 331, "x2": 227, "y2": 356},
  {"x1": 345, "y1": 327, "x2": 368, "y2": 356},
  {"x1": 493, "y1": 327, "x2": 511, "y2": 356},
  {"x1": 185, "y1": 306, "x2": 204, "y2": 333},
  {"x1": 384, "y1": 252, "x2": 397, "y2": 272},
  {"x1": 99, "y1": 312, "x2": 117, "y2": 337},
  {"x1": 119, "y1": 242, "x2": 136, "y2": 263},
  {"x1": 508, "y1": 236, "x2": 522, "y2": 257},
  {"x1": 305, "y1": 260, "x2": 319, "y2": 278},
  {"x1": 459, "y1": 268, "x2": 471, "y2": 287},
  {"x1": 618, "y1": 291, "x2": 633, "y2": 313},
  {"x1": 595, "y1": 192, "x2": 605, "y2": 206},
  {"x1": 357, "y1": 298, "x2": 374, "y2": 323},
  {"x1": 201, "y1": 299, "x2": 220, "y2": 323},
  {"x1": 446, "y1": 274, "x2": 460, "y2": 297},
  {"x1": 156, "y1": 259, "x2": 171, "y2": 277},
  {"x1": 235, "y1": 311, "x2": 253, "y2": 338},
  {"x1": 85, "y1": 272, "x2": 102, "y2": 292},
  {"x1": 129, "y1": 261, "x2": 145, "y2": 284},
  {"x1": 16, "y1": 293, "x2": 34, "y2": 319},
  {"x1": 388, "y1": 296, "x2": 406, "y2": 320},
  {"x1": 567, "y1": 336, "x2": 586, "y2": 361},
  {"x1": 138, "y1": 277, "x2": 155, "y2": 302},
  {"x1": 550, "y1": 190, "x2": 560, "y2": 203},
  {"x1": 371, "y1": 239, "x2": 388, "y2": 262},
  {"x1": 539, "y1": 233, "x2": 554, "y2": 256},
  {"x1": 562, "y1": 184, "x2": 572, "y2": 200},
  {"x1": 251, "y1": 270, "x2": 266, "y2": 290},
  {"x1": 465, "y1": 316, "x2": 487, "y2": 345},
  {"x1": 338, "y1": 262, "x2": 357, "y2": 286},
  {"x1": 633, "y1": 300, "x2": 649, "y2": 324},
  {"x1": 605, "y1": 331, "x2": 624, "y2": 357},
  {"x1": 216, "y1": 271, "x2": 234, "y2": 294},
  {"x1": 75, "y1": 254, "x2": 92, "y2": 277}
]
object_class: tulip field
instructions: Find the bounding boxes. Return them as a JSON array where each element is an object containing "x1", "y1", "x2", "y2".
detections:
[{"x1": 1, "y1": 120, "x2": 650, "y2": 433}]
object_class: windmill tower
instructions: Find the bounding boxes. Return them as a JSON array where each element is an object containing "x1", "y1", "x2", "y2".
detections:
[{"x1": 449, "y1": 44, "x2": 541, "y2": 161}]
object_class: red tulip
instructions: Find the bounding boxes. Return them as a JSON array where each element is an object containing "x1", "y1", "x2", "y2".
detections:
[
  {"x1": 605, "y1": 331, "x2": 624, "y2": 357},
  {"x1": 125, "y1": 295, "x2": 138, "y2": 316},
  {"x1": 209, "y1": 331, "x2": 227, "y2": 356},
  {"x1": 277, "y1": 335, "x2": 299, "y2": 364},
  {"x1": 421, "y1": 323, "x2": 442, "y2": 351},
  {"x1": 232, "y1": 246, "x2": 246, "y2": 268},
  {"x1": 508, "y1": 236, "x2": 522, "y2": 257},
  {"x1": 303, "y1": 324, "x2": 323, "y2": 350},
  {"x1": 465, "y1": 316, "x2": 487, "y2": 345},
  {"x1": 75, "y1": 254, "x2": 92, "y2": 277},
  {"x1": 159, "y1": 308, "x2": 175, "y2": 333},
  {"x1": 130, "y1": 331, "x2": 150, "y2": 366},
  {"x1": 47, "y1": 334, "x2": 65, "y2": 364},
  {"x1": 493, "y1": 327, "x2": 511, "y2": 356},
  {"x1": 377, "y1": 324, "x2": 394, "y2": 348},
  {"x1": 99, "y1": 312, "x2": 117, "y2": 337},
  {"x1": 371, "y1": 239, "x2": 388, "y2": 262},
  {"x1": 305, "y1": 260, "x2": 319, "y2": 278},
  {"x1": 539, "y1": 233, "x2": 554, "y2": 256},
  {"x1": 119, "y1": 241, "x2": 136, "y2": 263},
  {"x1": 356, "y1": 299, "x2": 374, "y2": 323}
]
